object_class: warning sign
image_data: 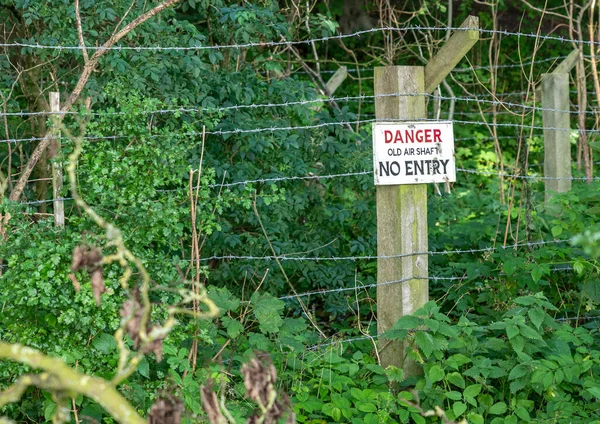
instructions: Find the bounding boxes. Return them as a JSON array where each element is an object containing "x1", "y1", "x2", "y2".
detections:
[{"x1": 372, "y1": 121, "x2": 456, "y2": 185}]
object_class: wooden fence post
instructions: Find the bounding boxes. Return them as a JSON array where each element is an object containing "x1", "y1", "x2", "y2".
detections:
[
  {"x1": 50, "y1": 92, "x2": 64, "y2": 228},
  {"x1": 539, "y1": 51, "x2": 577, "y2": 199},
  {"x1": 375, "y1": 16, "x2": 479, "y2": 375},
  {"x1": 375, "y1": 66, "x2": 427, "y2": 376}
]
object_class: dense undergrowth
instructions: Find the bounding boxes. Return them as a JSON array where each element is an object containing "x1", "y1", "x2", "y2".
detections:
[{"x1": 2, "y1": 0, "x2": 600, "y2": 422}]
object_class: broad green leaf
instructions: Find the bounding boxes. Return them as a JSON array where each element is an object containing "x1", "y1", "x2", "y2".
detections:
[
  {"x1": 446, "y1": 353, "x2": 471, "y2": 370},
  {"x1": 209, "y1": 287, "x2": 240, "y2": 312},
  {"x1": 415, "y1": 331, "x2": 435, "y2": 358},
  {"x1": 528, "y1": 309, "x2": 545, "y2": 329},
  {"x1": 221, "y1": 316, "x2": 244, "y2": 339},
  {"x1": 453, "y1": 401, "x2": 467, "y2": 417},
  {"x1": 393, "y1": 315, "x2": 421, "y2": 329},
  {"x1": 251, "y1": 292, "x2": 284, "y2": 333},
  {"x1": 519, "y1": 324, "x2": 544, "y2": 340},
  {"x1": 506, "y1": 324, "x2": 520, "y2": 339},
  {"x1": 445, "y1": 391, "x2": 463, "y2": 400},
  {"x1": 467, "y1": 413, "x2": 485, "y2": 424},
  {"x1": 514, "y1": 406, "x2": 531, "y2": 422},
  {"x1": 92, "y1": 332, "x2": 116, "y2": 354},
  {"x1": 464, "y1": 384, "x2": 482, "y2": 398},
  {"x1": 509, "y1": 364, "x2": 529, "y2": 380},
  {"x1": 428, "y1": 365, "x2": 445, "y2": 383},
  {"x1": 447, "y1": 372, "x2": 466, "y2": 389},
  {"x1": 489, "y1": 402, "x2": 507, "y2": 415}
]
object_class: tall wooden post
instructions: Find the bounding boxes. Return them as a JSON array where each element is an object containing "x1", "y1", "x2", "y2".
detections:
[
  {"x1": 50, "y1": 92, "x2": 64, "y2": 228},
  {"x1": 375, "y1": 16, "x2": 479, "y2": 375},
  {"x1": 375, "y1": 67, "x2": 427, "y2": 376},
  {"x1": 538, "y1": 50, "x2": 577, "y2": 199},
  {"x1": 541, "y1": 74, "x2": 571, "y2": 198}
]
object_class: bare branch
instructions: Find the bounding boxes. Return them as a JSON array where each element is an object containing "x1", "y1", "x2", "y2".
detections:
[
  {"x1": 9, "y1": 0, "x2": 181, "y2": 202},
  {"x1": 75, "y1": 0, "x2": 89, "y2": 63}
]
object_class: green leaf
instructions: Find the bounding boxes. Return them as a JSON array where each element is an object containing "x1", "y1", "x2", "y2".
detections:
[
  {"x1": 331, "y1": 407, "x2": 342, "y2": 422},
  {"x1": 509, "y1": 364, "x2": 529, "y2": 380},
  {"x1": 357, "y1": 403, "x2": 377, "y2": 413},
  {"x1": 510, "y1": 335, "x2": 525, "y2": 353},
  {"x1": 551, "y1": 225, "x2": 563, "y2": 237},
  {"x1": 428, "y1": 365, "x2": 445, "y2": 383},
  {"x1": 587, "y1": 387, "x2": 600, "y2": 398},
  {"x1": 519, "y1": 324, "x2": 544, "y2": 340},
  {"x1": 446, "y1": 353, "x2": 471, "y2": 370},
  {"x1": 92, "y1": 332, "x2": 116, "y2": 354},
  {"x1": 221, "y1": 316, "x2": 244, "y2": 338},
  {"x1": 528, "y1": 309, "x2": 545, "y2": 329},
  {"x1": 251, "y1": 292, "x2": 284, "y2": 333},
  {"x1": 415, "y1": 331, "x2": 435, "y2": 357},
  {"x1": 467, "y1": 413, "x2": 485, "y2": 424},
  {"x1": 489, "y1": 402, "x2": 507, "y2": 415},
  {"x1": 532, "y1": 265, "x2": 544, "y2": 283},
  {"x1": 385, "y1": 366, "x2": 405, "y2": 383},
  {"x1": 393, "y1": 315, "x2": 421, "y2": 329},
  {"x1": 453, "y1": 401, "x2": 467, "y2": 417},
  {"x1": 447, "y1": 372, "x2": 466, "y2": 389},
  {"x1": 464, "y1": 384, "x2": 482, "y2": 398},
  {"x1": 137, "y1": 356, "x2": 150, "y2": 379},
  {"x1": 503, "y1": 260, "x2": 517, "y2": 276},
  {"x1": 209, "y1": 287, "x2": 240, "y2": 312},
  {"x1": 506, "y1": 324, "x2": 520, "y2": 339},
  {"x1": 514, "y1": 406, "x2": 531, "y2": 422},
  {"x1": 445, "y1": 391, "x2": 463, "y2": 401}
]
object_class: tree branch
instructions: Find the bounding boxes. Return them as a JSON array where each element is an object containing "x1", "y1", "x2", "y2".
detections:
[
  {"x1": 0, "y1": 342, "x2": 146, "y2": 424},
  {"x1": 8, "y1": 0, "x2": 181, "y2": 202},
  {"x1": 75, "y1": 0, "x2": 89, "y2": 64}
]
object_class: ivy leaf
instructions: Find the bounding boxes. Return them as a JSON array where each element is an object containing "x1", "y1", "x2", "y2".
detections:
[{"x1": 250, "y1": 292, "x2": 284, "y2": 333}]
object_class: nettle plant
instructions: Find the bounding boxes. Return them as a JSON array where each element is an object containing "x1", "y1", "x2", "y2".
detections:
[{"x1": 383, "y1": 296, "x2": 600, "y2": 424}]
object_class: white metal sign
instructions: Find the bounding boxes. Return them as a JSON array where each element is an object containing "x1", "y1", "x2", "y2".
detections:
[{"x1": 372, "y1": 121, "x2": 456, "y2": 185}]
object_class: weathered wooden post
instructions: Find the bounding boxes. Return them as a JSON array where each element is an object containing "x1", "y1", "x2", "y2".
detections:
[
  {"x1": 538, "y1": 50, "x2": 577, "y2": 199},
  {"x1": 374, "y1": 16, "x2": 479, "y2": 375},
  {"x1": 50, "y1": 92, "x2": 64, "y2": 228}
]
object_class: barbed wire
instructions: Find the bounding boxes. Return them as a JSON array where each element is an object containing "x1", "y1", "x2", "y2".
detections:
[
  {"x1": 457, "y1": 168, "x2": 600, "y2": 181},
  {"x1": 310, "y1": 311, "x2": 600, "y2": 350},
  {"x1": 3, "y1": 25, "x2": 600, "y2": 52},
  {"x1": 2, "y1": 89, "x2": 596, "y2": 119},
  {"x1": 200, "y1": 239, "x2": 569, "y2": 263}
]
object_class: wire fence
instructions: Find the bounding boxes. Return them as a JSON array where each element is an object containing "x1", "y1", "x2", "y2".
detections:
[
  {"x1": 4, "y1": 25, "x2": 600, "y2": 52},
  {"x1": 3, "y1": 21, "x2": 600, "y2": 355}
]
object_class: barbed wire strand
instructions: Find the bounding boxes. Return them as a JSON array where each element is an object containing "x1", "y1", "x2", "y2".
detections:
[
  {"x1": 3, "y1": 26, "x2": 600, "y2": 52},
  {"x1": 200, "y1": 239, "x2": 569, "y2": 263},
  {"x1": 2, "y1": 90, "x2": 596, "y2": 118}
]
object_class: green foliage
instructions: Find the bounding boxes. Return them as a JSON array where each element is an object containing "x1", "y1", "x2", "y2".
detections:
[{"x1": 383, "y1": 295, "x2": 600, "y2": 423}]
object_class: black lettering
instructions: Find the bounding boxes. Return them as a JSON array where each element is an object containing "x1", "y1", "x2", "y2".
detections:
[
  {"x1": 440, "y1": 159, "x2": 450, "y2": 174},
  {"x1": 414, "y1": 160, "x2": 424, "y2": 175}
]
